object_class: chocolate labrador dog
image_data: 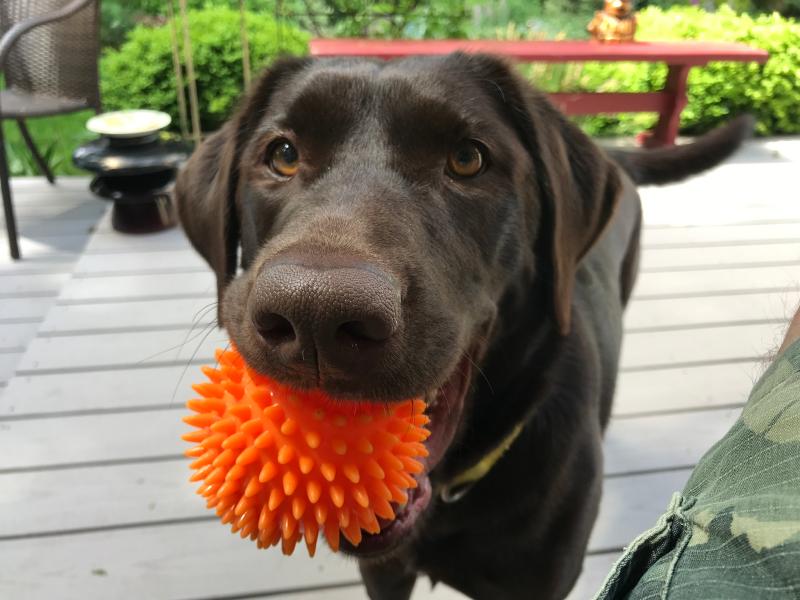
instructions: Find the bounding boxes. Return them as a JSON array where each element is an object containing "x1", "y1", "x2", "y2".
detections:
[{"x1": 176, "y1": 53, "x2": 751, "y2": 599}]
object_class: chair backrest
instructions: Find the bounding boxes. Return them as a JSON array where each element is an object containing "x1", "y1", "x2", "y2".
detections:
[{"x1": 0, "y1": 0, "x2": 100, "y2": 109}]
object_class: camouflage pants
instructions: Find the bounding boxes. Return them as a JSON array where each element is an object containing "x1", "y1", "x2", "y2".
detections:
[{"x1": 595, "y1": 338, "x2": 800, "y2": 599}]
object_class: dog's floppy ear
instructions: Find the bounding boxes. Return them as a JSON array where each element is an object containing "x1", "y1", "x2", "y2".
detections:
[
  {"x1": 459, "y1": 54, "x2": 621, "y2": 335},
  {"x1": 175, "y1": 57, "x2": 311, "y2": 314},
  {"x1": 176, "y1": 124, "x2": 238, "y2": 308},
  {"x1": 532, "y1": 103, "x2": 622, "y2": 336}
]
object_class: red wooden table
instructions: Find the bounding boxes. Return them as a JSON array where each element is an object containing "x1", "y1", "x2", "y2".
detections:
[{"x1": 310, "y1": 39, "x2": 769, "y2": 147}]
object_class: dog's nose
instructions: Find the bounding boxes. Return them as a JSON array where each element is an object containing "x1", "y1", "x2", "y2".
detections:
[{"x1": 251, "y1": 260, "x2": 401, "y2": 374}]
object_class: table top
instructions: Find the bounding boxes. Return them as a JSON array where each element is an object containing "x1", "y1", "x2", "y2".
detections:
[
  {"x1": 73, "y1": 137, "x2": 192, "y2": 176},
  {"x1": 310, "y1": 39, "x2": 769, "y2": 65}
]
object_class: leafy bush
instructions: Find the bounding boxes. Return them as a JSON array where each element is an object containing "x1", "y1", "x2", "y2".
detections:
[
  {"x1": 749, "y1": 0, "x2": 800, "y2": 18},
  {"x1": 470, "y1": 0, "x2": 595, "y2": 39},
  {"x1": 101, "y1": 1, "x2": 265, "y2": 48},
  {"x1": 573, "y1": 6, "x2": 800, "y2": 136},
  {"x1": 100, "y1": 0, "x2": 469, "y2": 48},
  {"x1": 101, "y1": 8, "x2": 309, "y2": 133},
  {"x1": 301, "y1": 0, "x2": 468, "y2": 38}
]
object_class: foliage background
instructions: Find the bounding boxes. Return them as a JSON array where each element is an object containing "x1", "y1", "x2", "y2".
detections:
[
  {"x1": 101, "y1": 8, "x2": 309, "y2": 133},
  {"x1": 575, "y1": 7, "x2": 800, "y2": 136},
  {"x1": 4, "y1": 0, "x2": 800, "y2": 175}
]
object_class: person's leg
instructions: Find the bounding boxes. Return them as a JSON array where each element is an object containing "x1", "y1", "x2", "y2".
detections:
[{"x1": 595, "y1": 297, "x2": 800, "y2": 600}]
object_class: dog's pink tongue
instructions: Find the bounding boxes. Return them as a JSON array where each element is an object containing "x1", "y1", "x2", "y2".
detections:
[
  {"x1": 372, "y1": 476, "x2": 432, "y2": 533},
  {"x1": 421, "y1": 356, "x2": 472, "y2": 471}
]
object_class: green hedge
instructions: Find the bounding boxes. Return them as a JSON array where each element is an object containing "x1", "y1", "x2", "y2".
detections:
[
  {"x1": 98, "y1": 5, "x2": 799, "y2": 138},
  {"x1": 101, "y1": 8, "x2": 309, "y2": 132},
  {"x1": 574, "y1": 6, "x2": 800, "y2": 136}
]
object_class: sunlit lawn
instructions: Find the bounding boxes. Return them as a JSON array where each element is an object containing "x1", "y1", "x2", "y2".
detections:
[{"x1": 3, "y1": 110, "x2": 96, "y2": 177}]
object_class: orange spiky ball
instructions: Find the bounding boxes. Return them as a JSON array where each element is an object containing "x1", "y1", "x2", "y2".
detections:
[{"x1": 182, "y1": 347, "x2": 431, "y2": 556}]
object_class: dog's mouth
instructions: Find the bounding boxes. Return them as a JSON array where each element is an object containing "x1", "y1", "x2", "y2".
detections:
[{"x1": 340, "y1": 352, "x2": 473, "y2": 558}]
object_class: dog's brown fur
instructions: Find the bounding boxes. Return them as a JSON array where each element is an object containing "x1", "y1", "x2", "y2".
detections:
[{"x1": 176, "y1": 54, "x2": 751, "y2": 599}]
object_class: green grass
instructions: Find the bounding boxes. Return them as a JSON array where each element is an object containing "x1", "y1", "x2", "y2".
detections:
[{"x1": 3, "y1": 111, "x2": 96, "y2": 177}]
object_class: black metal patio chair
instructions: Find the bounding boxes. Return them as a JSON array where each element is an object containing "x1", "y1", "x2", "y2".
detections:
[{"x1": 1, "y1": 0, "x2": 101, "y2": 260}]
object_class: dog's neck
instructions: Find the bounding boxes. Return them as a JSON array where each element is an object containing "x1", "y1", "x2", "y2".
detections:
[{"x1": 433, "y1": 274, "x2": 566, "y2": 499}]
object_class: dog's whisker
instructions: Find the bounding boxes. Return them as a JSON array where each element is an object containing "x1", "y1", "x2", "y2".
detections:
[
  {"x1": 191, "y1": 301, "x2": 218, "y2": 325},
  {"x1": 174, "y1": 302, "x2": 219, "y2": 362},
  {"x1": 465, "y1": 351, "x2": 493, "y2": 396},
  {"x1": 170, "y1": 319, "x2": 219, "y2": 406},
  {"x1": 440, "y1": 381, "x2": 453, "y2": 416},
  {"x1": 135, "y1": 321, "x2": 218, "y2": 366},
  {"x1": 215, "y1": 341, "x2": 233, "y2": 369}
]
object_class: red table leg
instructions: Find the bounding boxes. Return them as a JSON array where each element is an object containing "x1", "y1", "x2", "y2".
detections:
[{"x1": 642, "y1": 64, "x2": 691, "y2": 148}]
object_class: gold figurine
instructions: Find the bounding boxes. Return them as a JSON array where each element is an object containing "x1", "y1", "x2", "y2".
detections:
[{"x1": 587, "y1": 0, "x2": 637, "y2": 42}]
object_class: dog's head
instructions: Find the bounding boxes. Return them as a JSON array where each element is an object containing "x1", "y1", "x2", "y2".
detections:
[{"x1": 176, "y1": 53, "x2": 620, "y2": 557}]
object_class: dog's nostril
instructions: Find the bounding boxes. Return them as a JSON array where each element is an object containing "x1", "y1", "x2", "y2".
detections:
[
  {"x1": 256, "y1": 312, "x2": 296, "y2": 346},
  {"x1": 337, "y1": 317, "x2": 394, "y2": 344}
]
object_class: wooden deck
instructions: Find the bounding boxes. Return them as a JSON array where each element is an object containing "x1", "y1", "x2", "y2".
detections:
[{"x1": 1, "y1": 139, "x2": 800, "y2": 600}]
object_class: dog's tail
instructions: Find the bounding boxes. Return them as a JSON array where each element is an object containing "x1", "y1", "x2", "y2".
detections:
[{"x1": 607, "y1": 114, "x2": 755, "y2": 186}]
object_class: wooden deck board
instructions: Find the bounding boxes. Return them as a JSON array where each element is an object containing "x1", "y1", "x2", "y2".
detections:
[
  {"x1": 3, "y1": 201, "x2": 104, "y2": 223},
  {"x1": 13, "y1": 315, "x2": 784, "y2": 375},
  {"x1": 12, "y1": 216, "x2": 99, "y2": 237},
  {"x1": 0, "y1": 459, "x2": 203, "y2": 537},
  {"x1": 75, "y1": 249, "x2": 207, "y2": 274},
  {"x1": 0, "y1": 457, "x2": 684, "y2": 556},
  {"x1": 633, "y1": 264, "x2": 800, "y2": 297},
  {"x1": 0, "y1": 405, "x2": 738, "y2": 479},
  {"x1": 621, "y1": 321, "x2": 786, "y2": 369},
  {"x1": 2, "y1": 146, "x2": 799, "y2": 599},
  {"x1": 84, "y1": 227, "x2": 195, "y2": 253},
  {"x1": 0, "y1": 358, "x2": 759, "y2": 420},
  {"x1": 0, "y1": 257, "x2": 77, "y2": 275},
  {"x1": 1, "y1": 365, "x2": 206, "y2": 416},
  {"x1": 640, "y1": 241, "x2": 800, "y2": 271},
  {"x1": 589, "y1": 469, "x2": 692, "y2": 551},
  {"x1": 0, "y1": 410, "x2": 184, "y2": 470},
  {"x1": 0, "y1": 351, "x2": 23, "y2": 381},
  {"x1": 0, "y1": 272, "x2": 72, "y2": 295},
  {"x1": 615, "y1": 361, "x2": 759, "y2": 416},
  {"x1": 624, "y1": 290, "x2": 796, "y2": 330},
  {"x1": 0, "y1": 322, "x2": 41, "y2": 349},
  {"x1": 0, "y1": 523, "x2": 359, "y2": 600},
  {"x1": 0, "y1": 531, "x2": 624, "y2": 600},
  {"x1": 604, "y1": 408, "x2": 740, "y2": 475},
  {"x1": 15, "y1": 329, "x2": 223, "y2": 372},
  {"x1": 641, "y1": 222, "x2": 800, "y2": 246},
  {"x1": 0, "y1": 179, "x2": 103, "y2": 388},
  {"x1": 57, "y1": 272, "x2": 215, "y2": 301},
  {"x1": 0, "y1": 244, "x2": 79, "y2": 269},
  {"x1": 39, "y1": 297, "x2": 217, "y2": 334},
  {"x1": 0, "y1": 297, "x2": 58, "y2": 321}
]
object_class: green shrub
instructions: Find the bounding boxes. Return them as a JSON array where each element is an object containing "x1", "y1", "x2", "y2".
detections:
[
  {"x1": 101, "y1": 8, "x2": 309, "y2": 133},
  {"x1": 287, "y1": 0, "x2": 468, "y2": 38},
  {"x1": 574, "y1": 6, "x2": 800, "y2": 136}
]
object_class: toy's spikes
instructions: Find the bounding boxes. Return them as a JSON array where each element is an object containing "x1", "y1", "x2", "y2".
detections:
[{"x1": 183, "y1": 347, "x2": 431, "y2": 557}]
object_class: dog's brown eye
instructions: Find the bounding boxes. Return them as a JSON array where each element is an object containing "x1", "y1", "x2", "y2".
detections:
[
  {"x1": 268, "y1": 139, "x2": 299, "y2": 177},
  {"x1": 447, "y1": 142, "x2": 484, "y2": 178}
]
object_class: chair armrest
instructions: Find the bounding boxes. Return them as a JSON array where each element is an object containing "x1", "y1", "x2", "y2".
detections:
[{"x1": 0, "y1": 0, "x2": 95, "y2": 69}]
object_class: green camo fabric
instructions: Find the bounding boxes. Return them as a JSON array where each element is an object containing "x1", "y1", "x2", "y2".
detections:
[{"x1": 595, "y1": 338, "x2": 800, "y2": 599}]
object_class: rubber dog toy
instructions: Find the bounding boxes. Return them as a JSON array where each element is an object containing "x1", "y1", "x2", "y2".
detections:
[{"x1": 182, "y1": 347, "x2": 430, "y2": 556}]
